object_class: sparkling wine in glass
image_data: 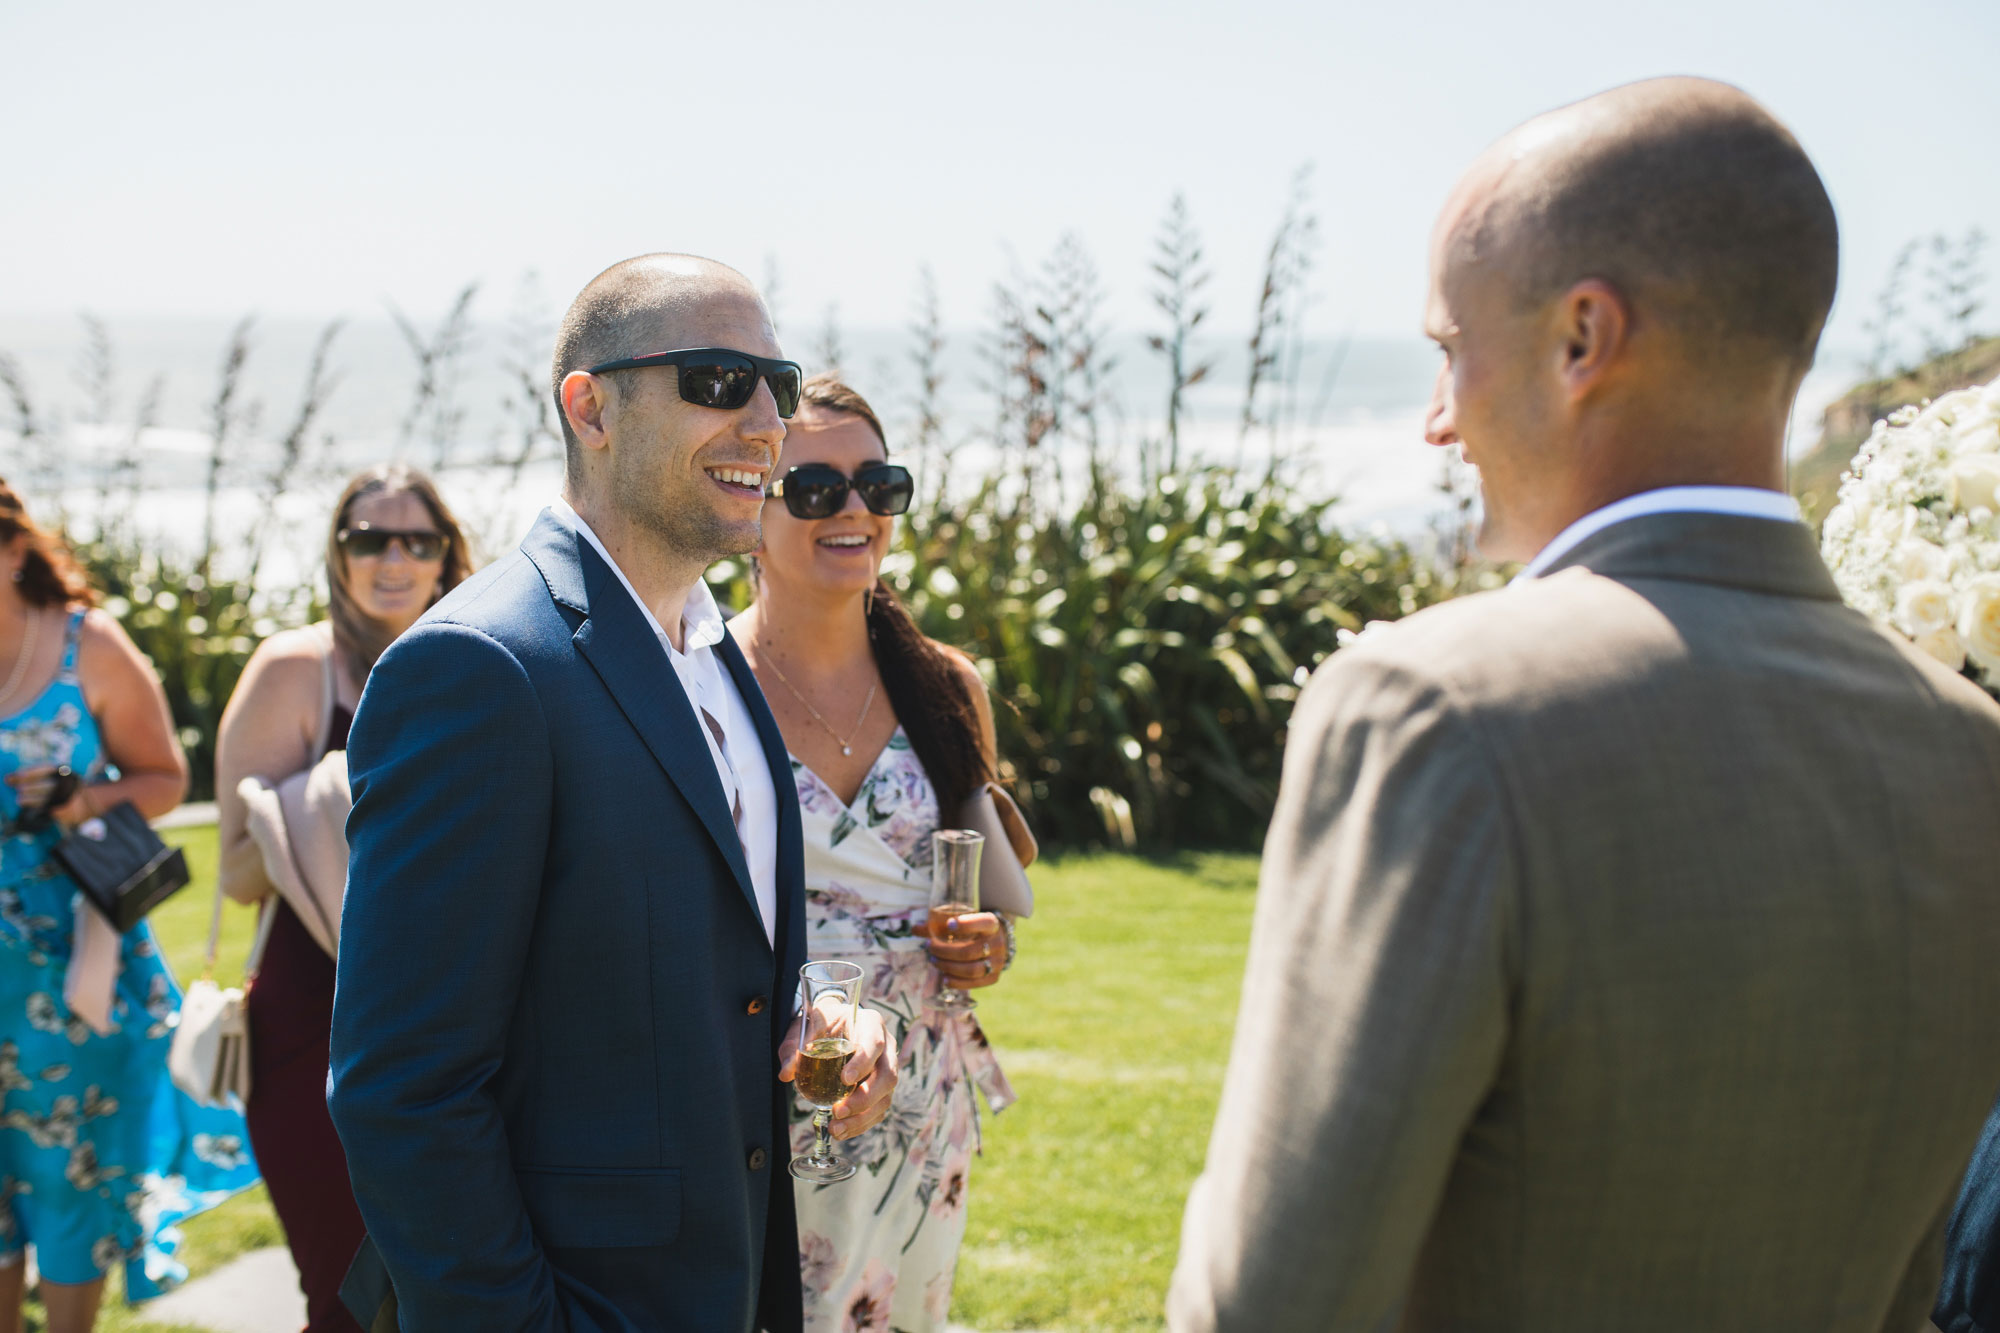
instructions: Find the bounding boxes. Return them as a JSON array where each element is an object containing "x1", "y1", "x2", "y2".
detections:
[
  {"x1": 925, "y1": 828, "x2": 985, "y2": 1014},
  {"x1": 789, "y1": 960, "x2": 865, "y2": 1183}
]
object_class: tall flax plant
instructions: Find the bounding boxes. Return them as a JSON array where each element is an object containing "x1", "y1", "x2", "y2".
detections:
[
  {"x1": 1240, "y1": 166, "x2": 1319, "y2": 475},
  {"x1": 0, "y1": 353, "x2": 65, "y2": 522},
  {"x1": 1147, "y1": 193, "x2": 1215, "y2": 480},
  {"x1": 72, "y1": 316, "x2": 164, "y2": 543},
  {"x1": 907, "y1": 266, "x2": 952, "y2": 512},
  {"x1": 393, "y1": 283, "x2": 479, "y2": 470},
  {"x1": 198, "y1": 317, "x2": 259, "y2": 580},
  {"x1": 978, "y1": 235, "x2": 1118, "y2": 519},
  {"x1": 243, "y1": 321, "x2": 343, "y2": 596}
]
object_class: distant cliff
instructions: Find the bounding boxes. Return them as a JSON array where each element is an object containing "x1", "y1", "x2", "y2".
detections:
[{"x1": 1794, "y1": 335, "x2": 2000, "y2": 522}]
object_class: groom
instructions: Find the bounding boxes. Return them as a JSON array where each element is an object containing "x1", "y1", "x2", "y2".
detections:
[
  {"x1": 331, "y1": 254, "x2": 894, "y2": 1332},
  {"x1": 1170, "y1": 79, "x2": 2000, "y2": 1331}
]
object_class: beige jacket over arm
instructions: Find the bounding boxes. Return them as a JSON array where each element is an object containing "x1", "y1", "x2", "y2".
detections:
[{"x1": 1169, "y1": 513, "x2": 2000, "y2": 1333}]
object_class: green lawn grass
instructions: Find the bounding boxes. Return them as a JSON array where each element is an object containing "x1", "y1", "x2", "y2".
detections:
[
  {"x1": 950, "y1": 851, "x2": 1259, "y2": 1331},
  {"x1": 67, "y1": 829, "x2": 1261, "y2": 1332}
]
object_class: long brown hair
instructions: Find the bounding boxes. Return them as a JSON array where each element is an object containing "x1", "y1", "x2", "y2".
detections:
[
  {"x1": 0, "y1": 481, "x2": 94, "y2": 609},
  {"x1": 796, "y1": 375, "x2": 992, "y2": 814},
  {"x1": 326, "y1": 464, "x2": 471, "y2": 676}
]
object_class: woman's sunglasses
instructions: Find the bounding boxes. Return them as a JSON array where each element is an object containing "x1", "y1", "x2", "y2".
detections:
[
  {"x1": 338, "y1": 524, "x2": 450, "y2": 561},
  {"x1": 767, "y1": 463, "x2": 915, "y2": 520},
  {"x1": 585, "y1": 347, "x2": 804, "y2": 419}
]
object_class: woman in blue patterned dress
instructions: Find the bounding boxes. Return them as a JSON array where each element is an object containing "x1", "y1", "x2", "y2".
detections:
[
  {"x1": 732, "y1": 377, "x2": 1022, "y2": 1332},
  {"x1": 0, "y1": 485, "x2": 258, "y2": 1331}
]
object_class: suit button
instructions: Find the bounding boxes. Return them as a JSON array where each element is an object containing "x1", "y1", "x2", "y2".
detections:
[
  {"x1": 747, "y1": 1147, "x2": 769, "y2": 1171},
  {"x1": 746, "y1": 995, "x2": 768, "y2": 1016}
]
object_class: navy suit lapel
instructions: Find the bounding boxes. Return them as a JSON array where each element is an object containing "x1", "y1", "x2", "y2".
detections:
[
  {"x1": 524, "y1": 511, "x2": 762, "y2": 933},
  {"x1": 717, "y1": 633, "x2": 805, "y2": 969}
]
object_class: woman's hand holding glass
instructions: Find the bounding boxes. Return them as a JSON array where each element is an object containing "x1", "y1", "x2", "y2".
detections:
[{"x1": 918, "y1": 911, "x2": 1008, "y2": 992}]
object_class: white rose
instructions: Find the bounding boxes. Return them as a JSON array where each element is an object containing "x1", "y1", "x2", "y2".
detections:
[
  {"x1": 1954, "y1": 411, "x2": 2000, "y2": 456},
  {"x1": 1915, "y1": 626, "x2": 1967, "y2": 672},
  {"x1": 1923, "y1": 388, "x2": 1984, "y2": 429},
  {"x1": 1891, "y1": 539, "x2": 1950, "y2": 583},
  {"x1": 1950, "y1": 453, "x2": 2000, "y2": 514},
  {"x1": 1958, "y1": 578, "x2": 2000, "y2": 673},
  {"x1": 1895, "y1": 580, "x2": 1957, "y2": 636}
]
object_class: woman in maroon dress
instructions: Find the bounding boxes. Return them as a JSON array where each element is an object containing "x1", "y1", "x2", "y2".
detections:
[{"x1": 215, "y1": 465, "x2": 470, "y2": 1332}]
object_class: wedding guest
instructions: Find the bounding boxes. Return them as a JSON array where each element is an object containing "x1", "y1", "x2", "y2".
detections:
[
  {"x1": 1168, "y1": 78, "x2": 2000, "y2": 1332},
  {"x1": 0, "y1": 482, "x2": 259, "y2": 1333},
  {"x1": 330, "y1": 255, "x2": 896, "y2": 1332},
  {"x1": 215, "y1": 464, "x2": 469, "y2": 1333},
  {"x1": 730, "y1": 375, "x2": 1025, "y2": 1331}
]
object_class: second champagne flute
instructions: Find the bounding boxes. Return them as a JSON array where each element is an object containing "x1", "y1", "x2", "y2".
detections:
[
  {"x1": 926, "y1": 829, "x2": 985, "y2": 1013},
  {"x1": 790, "y1": 960, "x2": 866, "y2": 1183}
]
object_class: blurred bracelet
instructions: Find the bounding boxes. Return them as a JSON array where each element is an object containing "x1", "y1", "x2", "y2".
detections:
[{"x1": 998, "y1": 914, "x2": 1017, "y2": 970}]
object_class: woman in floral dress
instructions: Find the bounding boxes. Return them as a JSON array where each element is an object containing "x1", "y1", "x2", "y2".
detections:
[
  {"x1": 0, "y1": 484, "x2": 258, "y2": 1332},
  {"x1": 732, "y1": 376, "x2": 1022, "y2": 1332}
]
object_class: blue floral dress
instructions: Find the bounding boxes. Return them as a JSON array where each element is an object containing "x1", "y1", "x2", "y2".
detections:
[
  {"x1": 789, "y1": 728, "x2": 1015, "y2": 1333},
  {"x1": 0, "y1": 611, "x2": 258, "y2": 1297}
]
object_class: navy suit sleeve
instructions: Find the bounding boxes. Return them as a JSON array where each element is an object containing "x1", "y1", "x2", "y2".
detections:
[
  {"x1": 1938, "y1": 1093, "x2": 2000, "y2": 1333},
  {"x1": 329, "y1": 620, "x2": 559, "y2": 1332}
]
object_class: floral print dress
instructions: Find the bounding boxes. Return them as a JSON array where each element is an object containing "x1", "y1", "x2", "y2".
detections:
[
  {"x1": 0, "y1": 612, "x2": 258, "y2": 1297},
  {"x1": 790, "y1": 728, "x2": 1015, "y2": 1333}
]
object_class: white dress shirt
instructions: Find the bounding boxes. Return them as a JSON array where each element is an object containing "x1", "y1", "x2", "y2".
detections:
[
  {"x1": 1518, "y1": 485, "x2": 1804, "y2": 582},
  {"x1": 552, "y1": 498, "x2": 779, "y2": 947}
]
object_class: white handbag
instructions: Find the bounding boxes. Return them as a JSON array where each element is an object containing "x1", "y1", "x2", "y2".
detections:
[
  {"x1": 963, "y1": 780, "x2": 1038, "y2": 918},
  {"x1": 172, "y1": 630, "x2": 336, "y2": 1109},
  {"x1": 169, "y1": 873, "x2": 276, "y2": 1109}
]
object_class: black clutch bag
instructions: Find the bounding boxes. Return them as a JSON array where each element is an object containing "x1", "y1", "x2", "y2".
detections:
[{"x1": 51, "y1": 801, "x2": 190, "y2": 934}]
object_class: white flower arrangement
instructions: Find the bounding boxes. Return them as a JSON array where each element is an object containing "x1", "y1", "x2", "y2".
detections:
[{"x1": 1821, "y1": 374, "x2": 2000, "y2": 693}]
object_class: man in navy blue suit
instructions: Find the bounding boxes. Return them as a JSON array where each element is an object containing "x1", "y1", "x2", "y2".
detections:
[{"x1": 329, "y1": 254, "x2": 894, "y2": 1332}]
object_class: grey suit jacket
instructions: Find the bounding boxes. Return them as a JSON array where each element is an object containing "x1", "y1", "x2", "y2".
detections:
[{"x1": 1168, "y1": 513, "x2": 2000, "y2": 1333}]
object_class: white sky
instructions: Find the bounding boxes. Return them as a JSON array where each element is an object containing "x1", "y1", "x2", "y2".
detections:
[{"x1": 3, "y1": 0, "x2": 1996, "y2": 348}]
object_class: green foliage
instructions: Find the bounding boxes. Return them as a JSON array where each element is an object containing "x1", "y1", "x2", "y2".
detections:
[
  {"x1": 719, "y1": 465, "x2": 1455, "y2": 851},
  {"x1": 73, "y1": 539, "x2": 320, "y2": 802}
]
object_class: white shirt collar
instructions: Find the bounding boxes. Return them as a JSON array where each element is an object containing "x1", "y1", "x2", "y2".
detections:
[
  {"x1": 550, "y1": 497, "x2": 726, "y2": 654},
  {"x1": 1518, "y1": 486, "x2": 1803, "y2": 582}
]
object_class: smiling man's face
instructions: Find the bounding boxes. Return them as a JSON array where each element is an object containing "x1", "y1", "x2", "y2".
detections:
[
  {"x1": 1421, "y1": 168, "x2": 1568, "y2": 563},
  {"x1": 599, "y1": 288, "x2": 788, "y2": 565}
]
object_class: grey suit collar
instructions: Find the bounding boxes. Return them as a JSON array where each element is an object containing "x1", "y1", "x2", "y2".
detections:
[{"x1": 1534, "y1": 511, "x2": 1842, "y2": 602}]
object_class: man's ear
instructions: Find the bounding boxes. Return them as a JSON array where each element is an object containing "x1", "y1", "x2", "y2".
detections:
[
  {"x1": 1554, "y1": 278, "x2": 1631, "y2": 400},
  {"x1": 561, "y1": 371, "x2": 615, "y2": 455}
]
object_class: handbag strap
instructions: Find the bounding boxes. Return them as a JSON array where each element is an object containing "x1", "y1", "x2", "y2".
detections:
[
  {"x1": 200, "y1": 878, "x2": 226, "y2": 979},
  {"x1": 310, "y1": 626, "x2": 338, "y2": 761},
  {"x1": 245, "y1": 896, "x2": 279, "y2": 981},
  {"x1": 201, "y1": 878, "x2": 279, "y2": 983}
]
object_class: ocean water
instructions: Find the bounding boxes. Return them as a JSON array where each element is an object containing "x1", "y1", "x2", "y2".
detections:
[{"x1": 0, "y1": 313, "x2": 1859, "y2": 592}]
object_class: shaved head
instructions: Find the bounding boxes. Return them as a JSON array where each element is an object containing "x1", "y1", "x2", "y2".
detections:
[
  {"x1": 551, "y1": 253, "x2": 770, "y2": 461},
  {"x1": 1451, "y1": 77, "x2": 1837, "y2": 375}
]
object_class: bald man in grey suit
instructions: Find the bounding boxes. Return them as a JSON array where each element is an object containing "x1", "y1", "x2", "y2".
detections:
[{"x1": 1168, "y1": 79, "x2": 2000, "y2": 1333}]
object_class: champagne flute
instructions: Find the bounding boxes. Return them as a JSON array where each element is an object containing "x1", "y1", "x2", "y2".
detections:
[
  {"x1": 789, "y1": 960, "x2": 866, "y2": 1183},
  {"x1": 925, "y1": 829, "x2": 985, "y2": 1013}
]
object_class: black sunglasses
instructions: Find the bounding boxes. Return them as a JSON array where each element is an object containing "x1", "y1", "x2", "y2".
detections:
[
  {"x1": 585, "y1": 346, "x2": 804, "y2": 419},
  {"x1": 338, "y1": 524, "x2": 450, "y2": 561},
  {"x1": 767, "y1": 463, "x2": 915, "y2": 520}
]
